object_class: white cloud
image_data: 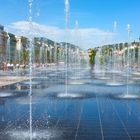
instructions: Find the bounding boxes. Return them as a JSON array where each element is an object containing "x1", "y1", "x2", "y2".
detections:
[{"x1": 7, "y1": 21, "x2": 115, "y2": 50}]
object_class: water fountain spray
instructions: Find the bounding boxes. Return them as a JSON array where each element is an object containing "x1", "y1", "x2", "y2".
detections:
[
  {"x1": 115, "y1": 24, "x2": 140, "y2": 99},
  {"x1": 126, "y1": 24, "x2": 131, "y2": 95},
  {"x1": 15, "y1": 36, "x2": 22, "y2": 65},
  {"x1": 113, "y1": 21, "x2": 117, "y2": 33},
  {"x1": 65, "y1": 0, "x2": 69, "y2": 27},
  {"x1": 64, "y1": 0, "x2": 69, "y2": 94},
  {"x1": 113, "y1": 21, "x2": 117, "y2": 72},
  {"x1": 28, "y1": 0, "x2": 34, "y2": 139},
  {"x1": 74, "y1": 20, "x2": 80, "y2": 76},
  {"x1": 6, "y1": 32, "x2": 10, "y2": 62},
  {"x1": 108, "y1": 21, "x2": 122, "y2": 86}
]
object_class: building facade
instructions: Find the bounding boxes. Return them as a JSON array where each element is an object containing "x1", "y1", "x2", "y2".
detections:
[{"x1": 0, "y1": 25, "x2": 6, "y2": 62}]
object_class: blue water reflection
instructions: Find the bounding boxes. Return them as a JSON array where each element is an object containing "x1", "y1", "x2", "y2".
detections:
[{"x1": 0, "y1": 67, "x2": 140, "y2": 140}]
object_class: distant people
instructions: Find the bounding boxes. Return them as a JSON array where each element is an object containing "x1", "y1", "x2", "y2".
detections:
[
  {"x1": 10, "y1": 63, "x2": 14, "y2": 71},
  {"x1": 7, "y1": 63, "x2": 10, "y2": 70},
  {"x1": 16, "y1": 64, "x2": 19, "y2": 69},
  {"x1": 3, "y1": 62, "x2": 7, "y2": 71},
  {"x1": 23, "y1": 64, "x2": 26, "y2": 69},
  {"x1": 2, "y1": 62, "x2": 4, "y2": 71}
]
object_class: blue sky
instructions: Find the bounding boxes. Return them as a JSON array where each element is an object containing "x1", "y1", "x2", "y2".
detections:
[{"x1": 0, "y1": 0, "x2": 140, "y2": 49}]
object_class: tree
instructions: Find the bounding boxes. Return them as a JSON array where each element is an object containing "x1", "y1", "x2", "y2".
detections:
[
  {"x1": 88, "y1": 48, "x2": 97, "y2": 66},
  {"x1": 22, "y1": 48, "x2": 29, "y2": 65}
]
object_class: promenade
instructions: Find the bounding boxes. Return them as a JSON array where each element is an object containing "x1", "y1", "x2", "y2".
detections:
[{"x1": 0, "y1": 76, "x2": 30, "y2": 87}]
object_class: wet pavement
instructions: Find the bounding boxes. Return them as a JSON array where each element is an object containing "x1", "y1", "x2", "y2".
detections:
[{"x1": 0, "y1": 66, "x2": 140, "y2": 140}]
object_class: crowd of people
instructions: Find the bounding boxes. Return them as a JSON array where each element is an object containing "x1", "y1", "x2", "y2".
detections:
[
  {"x1": 0, "y1": 61, "x2": 59, "y2": 72},
  {"x1": 0, "y1": 61, "x2": 25, "y2": 71}
]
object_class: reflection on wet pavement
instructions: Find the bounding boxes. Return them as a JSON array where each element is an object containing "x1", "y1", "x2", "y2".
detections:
[{"x1": 0, "y1": 66, "x2": 140, "y2": 140}]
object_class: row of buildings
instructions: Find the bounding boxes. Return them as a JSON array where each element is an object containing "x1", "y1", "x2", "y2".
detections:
[
  {"x1": 0, "y1": 25, "x2": 28, "y2": 63},
  {"x1": 0, "y1": 24, "x2": 88, "y2": 66},
  {"x1": 88, "y1": 40, "x2": 140, "y2": 71}
]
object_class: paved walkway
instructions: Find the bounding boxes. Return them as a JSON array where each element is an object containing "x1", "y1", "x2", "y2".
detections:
[{"x1": 0, "y1": 76, "x2": 30, "y2": 87}]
